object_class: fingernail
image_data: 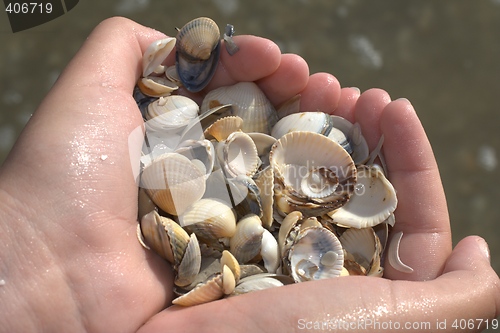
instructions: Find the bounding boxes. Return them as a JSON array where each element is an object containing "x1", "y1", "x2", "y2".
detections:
[
  {"x1": 350, "y1": 87, "x2": 360, "y2": 94},
  {"x1": 477, "y1": 237, "x2": 491, "y2": 262},
  {"x1": 396, "y1": 97, "x2": 411, "y2": 104}
]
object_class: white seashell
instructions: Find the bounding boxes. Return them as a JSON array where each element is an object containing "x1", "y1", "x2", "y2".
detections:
[
  {"x1": 220, "y1": 250, "x2": 241, "y2": 283},
  {"x1": 271, "y1": 112, "x2": 333, "y2": 139},
  {"x1": 287, "y1": 226, "x2": 344, "y2": 282},
  {"x1": 327, "y1": 164, "x2": 397, "y2": 228},
  {"x1": 142, "y1": 37, "x2": 176, "y2": 77},
  {"x1": 229, "y1": 214, "x2": 264, "y2": 264},
  {"x1": 175, "y1": 139, "x2": 215, "y2": 179},
  {"x1": 179, "y1": 198, "x2": 237, "y2": 239},
  {"x1": 165, "y1": 65, "x2": 182, "y2": 85},
  {"x1": 339, "y1": 227, "x2": 381, "y2": 275},
  {"x1": 141, "y1": 153, "x2": 206, "y2": 216},
  {"x1": 387, "y1": 231, "x2": 414, "y2": 273},
  {"x1": 217, "y1": 131, "x2": 261, "y2": 178},
  {"x1": 331, "y1": 116, "x2": 369, "y2": 164},
  {"x1": 260, "y1": 229, "x2": 280, "y2": 273},
  {"x1": 222, "y1": 264, "x2": 236, "y2": 295},
  {"x1": 278, "y1": 210, "x2": 303, "y2": 258},
  {"x1": 139, "y1": 210, "x2": 190, "y2": 267},
  {"x1": 204, "y1": 116, "x2": 243, "y2": 141},
  {"x1": 145, "y1": 95, "x2": 199, "y2": 132},
  {"x1": 201, "y1": 82, "x2": 278, "y2": 134},
  {"x1": 270, "y1": 131, "x2": 357, "y2": 216},
  {"x1": 137, "y1": 76, "x2": 178, "y2": 97},
  {"x1": 175, "y1": 233, "x2": 202, "y2": 287},
  {"x1": 231, "y1": 273, "x2": 293, "y2": 296}
]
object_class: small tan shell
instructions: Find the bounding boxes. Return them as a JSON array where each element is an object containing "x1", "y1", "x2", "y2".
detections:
[
  {"x1": 141, "y1": 153, "x2": 206, "y2": 216},
  {"x1": 172, "y1": 273, "x2": 225, "y2": 306},
  {"x1": 179, "y1": 198, "x2": 237, "y2": 239},
  {"x1": 137, "y1": 76, "x2": 179, "y2": 97},
  {"x1": 204, "y1": 116, "x2": 243, "y2": 141},
  {"x1": 221, "y1": 250, "x2": 241, "y2": 283},
  {"x1": 139, "y1": 210, "x2": 190, "y2": 267},
  {"x1": 175, "y1": 233, "x2": 202, "y2": 287},
  {"x1": 253, "y1": 166, "x2": 274, "y2": 229},
  {"x1": 201, "y1": 82, "x2": 278, "y2": 134},
  {"x1": 217, "y1": 131, "x2": 261, "y2": 178}
]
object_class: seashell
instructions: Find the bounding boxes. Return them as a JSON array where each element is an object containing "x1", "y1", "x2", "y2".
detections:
[
  {"x1": 145, "y1": 95, "x2": 199, "y2": 132},
  {"x1": 142, "y1": 37, "x2": 176, "y2": 77},
  {"x1": 229, "y1": 214, "x2": 264, "y2": 264},
  {"x1": 271, "y1": 112, "x2": 333, "y2": 139},
  {"x1": 137, "y1": 76, "x2": 179, "y2": 97},
  {"x1": 175, "y1": 139, "x2": 215, "y2": 179},
  {"x1": 387, "y1": 231, "x2": 414, "y2": 273},
  {"x1": 221, "y1": 250, "x2": 241, "y2": 283},
  {"x1": 179, "y1": 198, "x2": 237, "y2": 240},
  {"x1": 226, "y1": 175, "x2": 262, "y2": 219},
  {"x1": 175, "y1": 233, "x2": 202, "y2": 287},
  {"x1": 138, "y1": 187, "x2": 157, "y2": 220},
  {"x1": 165, "y1": 65, "x2": 182, "y2": 86},
  {"x1": 139, "y1": 210, "x2": 190, "y2": 267},
  {"x1": 222, "y1": 264, "x2": 236, "y2": 295},
  {"x1": 278, "y1": 210, "x2": 303, "y2": 259},
  {"x1": 253, "y1": 166, "x2": 274, "y2": 229},
  {"x1": 217, "y1": 131, "x2": 261, "y2": 178},
  {"x1": 270, "y1": 131, "x2": 357, "y2": 217},
  {"x1": 239, "y1": 264, "x2": 267, "y2": 279},
  {"x1": 231, "y1": 273, "x2": 294, "y2": 296},
  {"x1": 331, "y1": 116, "x2": 369, "y2": 164},
  {"x1": 260, "y1": 229, "x2": 280, "y2": 273},
  {"x1": 327, "y1": 164, "x2": 397, "y2": 229},
  {"x1": 339, "y1": 227, "x2": 382, "y2": 276},
  {"x1": 175, "y1": 17, "x2": 221, "y2": 92},
  {"x1": 201, "y1": 82, "x2": 278, "y2": 134},
  {"x1": 223, "y1": 24, "x2": 239, "y2": 55},
  {"x1": 287, "y1": 226, "x2": 344, "y2": 283},
  {"x1": 276, "y1": 94, "x2": 301, "y2": 120},
  {"x1": 204, "y1": 116, "x2": 243, "y2": 141},
  {"x1": 140, "y1": 153, "x2": 206, "y2": 216},
  {"x1": 247, "y1": 132, "x2": 276, "y2": 169},
  {"x1": 172, "y1": 272, "x2": 225, "y2": 306}
]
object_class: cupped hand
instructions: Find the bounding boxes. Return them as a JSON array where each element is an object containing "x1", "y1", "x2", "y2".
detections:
[{"x1": 0, "y1": 17, "x2": 498, "y2": 333}]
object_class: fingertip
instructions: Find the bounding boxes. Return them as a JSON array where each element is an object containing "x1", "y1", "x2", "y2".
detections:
[
  {"x1": 443, "y1": 236, "x2": 493, "y2": 274},
  {"x1": 298, "y1": 72, "x2": 341, "y2": 113},
  {"x1": 335, "y1": 87, "x2": 361, "y2": 122}
]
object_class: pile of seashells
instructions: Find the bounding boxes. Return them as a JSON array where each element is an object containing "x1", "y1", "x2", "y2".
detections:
[{"x1": 134, "y1": 17, "x2": 413, "y2": 307}]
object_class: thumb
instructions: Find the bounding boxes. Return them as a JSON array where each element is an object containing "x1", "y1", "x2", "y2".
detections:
[{"x1": 442, "y1": 235, "x2": 492, "y2": 274}]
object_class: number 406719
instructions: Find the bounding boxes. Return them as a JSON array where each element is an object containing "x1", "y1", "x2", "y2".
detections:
[
  {"x1": 452, "y1": 318, "x2": 498, "y2": 330},
  {"x1": 5, "y1": 2, "x2": 53, "y2": 14}
]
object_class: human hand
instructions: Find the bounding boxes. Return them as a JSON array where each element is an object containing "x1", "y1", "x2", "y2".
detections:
[{"x1": 0, "y1": 17, "x2": 498, "y2": 333}]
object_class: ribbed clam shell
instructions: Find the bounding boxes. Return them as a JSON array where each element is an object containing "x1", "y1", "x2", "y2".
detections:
[
  {"x1": 201, "y1": 82, "x2": 278, "y2": 134},
  {"x1": 271, "y1": 112, "x2": 333, "y2": 139},
  {"x1": 204, "y1": 116, "x2": 243, "y2": 141},
  {"x1": 175, "y1": 233, "x2": 202, "y2": 287},
  {"x1": 141, "y1": 153, "x2": 206, "y2": 216},
  {"x1": 229, "y1": 214, "x2": 264, "y2": 264},
  {"x1": 221, "y1": 250, "x2": 241, "y2": 283},
  {"x1": 145, "y1": 95, "x2": 199, "y2": 132},
  {"x1": 176, "y1": 17, "x2": 220, "y2": 60},
  {"x1": 339, "y1": 228, "x2": 380, "y2": 274},
  {"x1": 172, "y1": 273, "x2": 225, "y2": 306},
  {"x1": 139, "y1": 211, "x2": 190, "y2": 267},
  {"x1": 217, "y1": 131, "x2": 261, "y2": 178},
  {"x1": 142, "y1": 37, "x2": 176, "y2": 77},
  {"x1": 176, "y1": 17, "x2": 221, "y2": 92},
  {"x1": 287, "y1": 226, "x2": 344, "y2": 282},
  {"x1": 137, "y1": 76, "x2": 179, "y2": 97},
  {"x1": 179, "y1": 198, "x2": 237, "y2": 239},
  {"x1": 270, "y1": 131, "x2": 357, "y2": 215},
  {"x1": 327, "y1": 164, "x2": 397, "y2": 228}
]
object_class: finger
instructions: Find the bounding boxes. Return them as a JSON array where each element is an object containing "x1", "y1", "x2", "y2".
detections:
[
  {"x1": 353, "y1": 88, "x2": 391, "y2": 150},
  {"x1": 334, "y1": 87, "x2": 361, "y2": 122},
  {"x1": 298, "y1": 73, "x2": 341, "y2": 113},
  {"x1": 381, "y1": 99, "x2": 452, "y2": 280},
  {"x1": 139, "y1": 237, "x2": 499, "y2": 333},
  {"x1": 256, "y1": 53, "x2": 309, "y2": 107}
]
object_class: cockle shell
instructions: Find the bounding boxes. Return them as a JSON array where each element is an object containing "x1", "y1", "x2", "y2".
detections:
[
  {"x1": 145, "y1": 95, "x2": 199, "y2": 132},
  {"x1": 175, "y1": 17, "x2": 221, "y2": 92},
  {"x1": 201, "y1": 82, "x2": 278, "y2": 134},
  {"x1": 327, "y1": 164, "x2": 397, "y2": 229},
  {"x1": 226, "y1": 175, "x2": 263, "y2": 218},
  {"x1": 204, "y1": 116, "x2": 243, "y2": 141},
  {"x1": 179, "y1": 198, "x2": 237, "y2": 240},
  {"x1": 253, "y1": 166, "x2": 274, "y2": 229},
  {"x1": 217, "y1": 131, "x2": 261, "y2": 178},
  {"x1": 172, "y1": 272, "x2": 225, "y2": 306},
  {"x1": 221, "y1": 250, "x2": 241, "y2": 283},
  {"x1": 140, "y1": 153, "x2": 206, "y2": 216},
  {"x1": 139, "y1": 210, "x2": 190, "y2": 267},
  {"x1": 137, "y1": 76, "x2": 179, "y2": 97},
  {"x1": 142, "y1": 37, "x2": 176, "y2": 77},
  {"x1": 229, "y1": 214, "x2": 265, "y2": 264},
  {"x1": 287, "y1": 226, "x2": 344, "y2": 283},
  {"x1": 339, "y1": 227, "x2": 382, "y2": 276},
  {"x1": 175, "y1": 233, "x2": 202, "y2": 287},
  {"x1": 270, "y1": 131, "x2": 357, "y2": 216},
  {"x1": 231, "y1": 273, "x2": 294, "y2": 296},
  {"x1": 330, "y1": 116, "x2": 369, "y2": 164}
]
